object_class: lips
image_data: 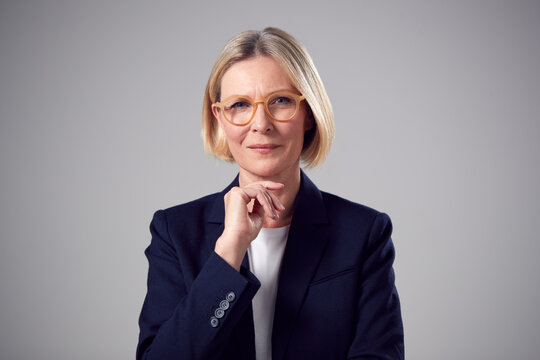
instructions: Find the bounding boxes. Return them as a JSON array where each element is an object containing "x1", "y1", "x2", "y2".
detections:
[
  {"x1": 247, "y1": 144, "x2": 280, "y2": 149},
  {"x1": 247, "y1": 143, "x2": 281, "y2": 154}
]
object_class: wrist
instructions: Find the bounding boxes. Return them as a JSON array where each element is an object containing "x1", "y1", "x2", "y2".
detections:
[{"x1": 214, "y1": 232, "x2": 249, "y2": 271}]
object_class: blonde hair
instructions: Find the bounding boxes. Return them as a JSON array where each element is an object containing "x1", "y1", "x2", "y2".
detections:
[{"x1": 201, "y1": 27, "x2": 334, "y2": 168}]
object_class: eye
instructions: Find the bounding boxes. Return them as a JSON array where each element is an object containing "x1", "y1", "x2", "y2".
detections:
[
  {"x1": 270, "y1": 96, "x2": 294, "y2": 105},
  {"x1": 226, "y1": 101, "x2": 250, "y2": 110}
]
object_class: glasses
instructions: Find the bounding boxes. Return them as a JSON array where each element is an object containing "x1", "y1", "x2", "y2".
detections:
[{"x1": 213, "y1": 91, "x2": 305, "y2": 126}]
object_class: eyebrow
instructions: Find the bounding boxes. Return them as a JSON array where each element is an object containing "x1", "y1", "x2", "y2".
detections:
[{"x1": 221, "y1": 89, "x2": 300, "y2": 99}]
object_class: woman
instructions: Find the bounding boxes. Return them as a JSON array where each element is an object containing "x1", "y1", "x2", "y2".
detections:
[{"x1": 137, "y1": 27, "x2": 404, "y2": 360}]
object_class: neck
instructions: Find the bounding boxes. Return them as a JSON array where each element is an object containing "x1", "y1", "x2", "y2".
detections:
[{"x1": 238, "y1": 165, "x2": 301, "y2": 228}]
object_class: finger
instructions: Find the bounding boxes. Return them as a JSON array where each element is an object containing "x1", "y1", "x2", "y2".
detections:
[
  {"x1": 259, "y1": 191, "x2": 278, "y2": 219},
  {"x1": 248, "y1": 183, "x2": 285, "y2": 212},
  {"x1": 256, "y1": 185, "x2": 282, "y2": 213},
  {"x1": 242, "y1": 185, "x2": 281, "y2": 217},
  {"x1": 255, "y1": 190, "x2": 278, "y2": 219},
  {"x1": 251, "y1": 198, "x2": 266, "y2": 218},
  {"x1": 268, "y1": 192, "x2": 285, "y2": 211},
  {"x1": 228, "y1": 186, "x2": 254, "y2": 205},
  {"x1": 240, "y1": 186, "x2": 271, "y2": 210},
  {"x1": 248, "y1": 181, "x2": 284, "y2": 191},
  {"x1": 261, "y1": 190, "x2": 281, "y2": 215}
]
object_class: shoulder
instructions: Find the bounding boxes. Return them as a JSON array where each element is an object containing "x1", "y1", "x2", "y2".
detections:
[
  {"x1": 146, "y1": 192, "x2": 224, "y2": 259},
  {"x1": 320, "y1": 191, "x2": 392, "y2": 232},
  {"x1": 320, "y1": 190, "x2": 387, "y2": 220},
  {"x1": 161, "y1": 192, "x2": 220, "y2": 217},
  {"x1": 150, "y1": 191, "x2": 223, "y2": 233},
  {"x1": 154, "y1": 176, "x2": 238, "y2": 224}
]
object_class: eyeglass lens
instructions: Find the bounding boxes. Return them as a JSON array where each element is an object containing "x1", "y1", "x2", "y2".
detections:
[{"x1": 222, "y1": 93, "x2": 298, "y2": 124}]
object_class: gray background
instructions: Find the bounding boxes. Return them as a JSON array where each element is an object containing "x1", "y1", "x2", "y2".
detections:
[{"x1": 1, "y1": 0, "x2": 539, "y2": 359}]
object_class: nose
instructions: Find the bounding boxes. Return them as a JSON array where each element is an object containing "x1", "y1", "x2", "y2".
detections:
[{"x1": 250, "y1": 103, "x2": 273, "y2": 134}]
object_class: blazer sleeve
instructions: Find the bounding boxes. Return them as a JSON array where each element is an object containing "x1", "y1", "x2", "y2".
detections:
[
  {"x1": 136, "y1": 210, "x2": 261, "y2": 360},
  {"x1": 347, "y1": 212, "x2": 405, "y2": 359}
]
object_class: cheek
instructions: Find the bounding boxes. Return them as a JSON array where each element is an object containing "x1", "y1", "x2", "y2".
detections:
[
  {"x1": 222, "y1": 125, "x2": 247, "y2": 146},
  {"x1": 290, "y1": 109, "x2": 310, "y2": 143},
  {"x1": 287, "y1": 120, "x2": 308, "y2": 142}
]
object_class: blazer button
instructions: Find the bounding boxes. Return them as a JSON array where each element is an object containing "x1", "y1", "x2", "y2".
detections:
[
  {"x1": 215, "y1": 308, "x2": 225, "y2": 319},
  {"x1": 219, "y1": 300, "x2": 230, "y2": 310},
  {"x1": 226, "y1": 291, "x2": 236, "y2": 302},
  {"x1": 210, "y1": 316, "x2": 219, "y2": 328}
]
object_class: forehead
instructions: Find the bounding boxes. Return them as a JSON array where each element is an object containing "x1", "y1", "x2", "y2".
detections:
[{"x1": 220, "y1": 56, "x2": 294, "y2": 97}]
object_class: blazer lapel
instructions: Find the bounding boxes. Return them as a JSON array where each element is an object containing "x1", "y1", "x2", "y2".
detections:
[{"x1": 272, "y1": 172, "x2": 330, "y2": 360}]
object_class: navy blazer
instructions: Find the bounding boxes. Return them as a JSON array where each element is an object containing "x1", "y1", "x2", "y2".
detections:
[{"x1": 137, "y1": 172, "x2": 404, "y2": 359}]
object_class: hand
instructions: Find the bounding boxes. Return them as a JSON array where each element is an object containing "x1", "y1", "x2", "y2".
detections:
[{"x1": 215, "y1": 181, "x2": 285, "y2": 270}]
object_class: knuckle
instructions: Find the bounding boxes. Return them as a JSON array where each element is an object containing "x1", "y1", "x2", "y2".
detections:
[{"x1": 230, "y1": 187, "x2": 242, "y2": 195}]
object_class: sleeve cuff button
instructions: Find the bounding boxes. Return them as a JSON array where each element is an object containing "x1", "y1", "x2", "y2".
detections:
[
  {"x1": 215, "y1": 308, "x2": 225, "y2": 319},
  {"x1": 219, "y1": 300, "x2": 230, "y2": 310}
]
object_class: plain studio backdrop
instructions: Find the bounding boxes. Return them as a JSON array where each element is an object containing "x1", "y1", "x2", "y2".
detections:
[{"x1": 1, "y1": 1, "x2": 539, "y2": 359}]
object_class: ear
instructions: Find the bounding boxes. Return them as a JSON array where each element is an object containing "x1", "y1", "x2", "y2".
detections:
[{"x1": 212, "y1": 104, "x2": 224, "y2": 128}]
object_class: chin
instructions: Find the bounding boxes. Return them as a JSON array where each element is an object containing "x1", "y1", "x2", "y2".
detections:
[
  {"x1": 241, "y1": 158, "x2": 298, "y2": 179},
  {"x1": 248, "y1": 166, "x2": 282, "y2": 178}
]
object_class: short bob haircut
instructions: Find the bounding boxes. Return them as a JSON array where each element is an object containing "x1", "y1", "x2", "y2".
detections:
[{"x1": 202, "y1": 27, "x2": 334, "y2": 168}]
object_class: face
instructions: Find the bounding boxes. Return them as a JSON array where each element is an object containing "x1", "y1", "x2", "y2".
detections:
[{"x1": 212, "y1": 56, "x2": 312, "y2": 181}]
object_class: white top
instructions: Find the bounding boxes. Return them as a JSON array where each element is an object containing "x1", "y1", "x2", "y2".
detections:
[{"x1": 247, "y1": 225, "x2": 290, "y2": 360}]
